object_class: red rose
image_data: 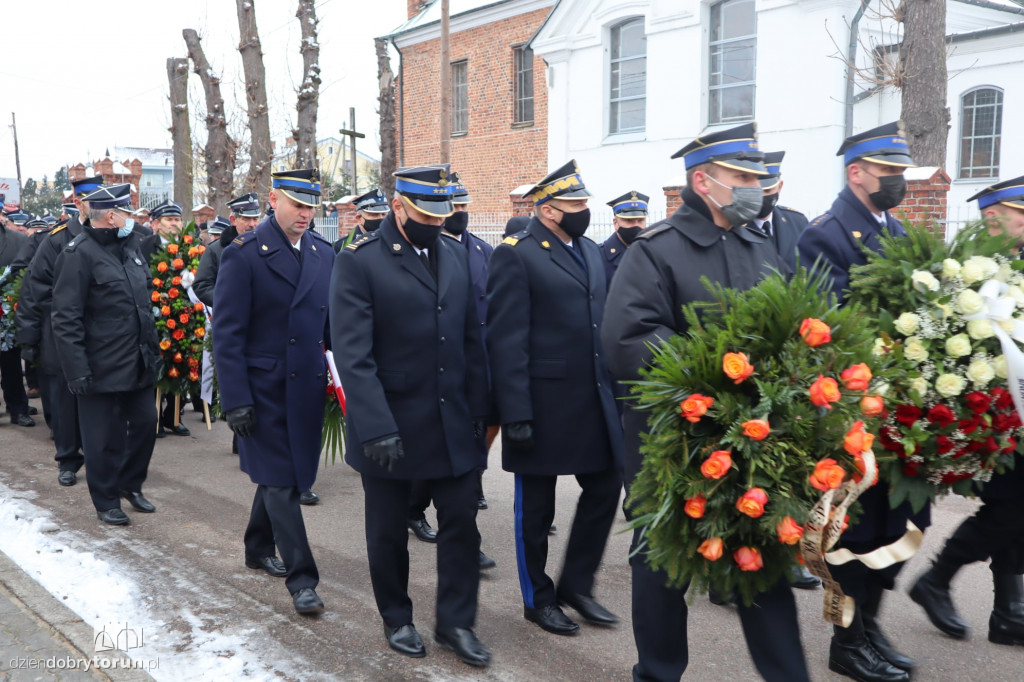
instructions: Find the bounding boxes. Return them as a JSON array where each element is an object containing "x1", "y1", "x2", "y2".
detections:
[
  {"x1": 1002, "y1": 437, "x2": 1017, "y2": 454},
  {"x1": 935, "y1": 435, "x2": 955, "y2": 454},
  {"x1": 894, "y1": 405, "x2": 923, "y2": 427},
  {"x1": 940, "y1": 471, "x2": 973, "y2": 484},
  {"x1": 960, "y1": 417, "x2": 981, "y2": 435},
  {"x1": 902, "y1": 462, "x2": 923, "y2": 476},
  {"x1": 965, "y1": 392, "x2": 993, "y2": 414},
  {"x1": 982, "y1": 437, "x2": 1000, "y2": 454},
  {"x1": 926, "y1": 404, "x2": 956, "y2": 428},
  {"x1": 992, "y1": 388, "x2": 1013, "y2": 411}
]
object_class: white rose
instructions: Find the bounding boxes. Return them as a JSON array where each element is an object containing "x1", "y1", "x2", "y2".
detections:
[
  {"x1": 996, "y1": 262, "x2": 1015, "y2": 283},
  {"x1": 936, "y1": 303, "x2": 954, "y2": 320},
  {"x1": 911, "y1": 270, "x2": 940, "y2": 292},
  {"x1": 894, "y1": 312, "x2": 920, "y2": 336},
  {"x1": 994, "y1": 355, "x2": 1008, "y2": 379},
  {"x1": 941, "y1": 259, "x2": 962, "y2": 280},
  {"x1": 1007, "y1": 285, "x2": 1024, "y2": 306},
  {"x1": 960, "y1": 261, "x2": 984, "y2": 285},
  {"x1": 956, "y1": 289, "x2": 985, "y2": 316},
  {"x1": 935, "y1": 373, "x2": 966, "y2": 398},
  {"x1": 967, "y1": 319, "x2": 995, "y2": 340},
  {"x1": 962, "y1": 256, "x2": 999, "y2": 284},
  {"x1": 945, "y1": 333, "x2": 972, "y2": 358},
  {"x1": 873, "y1": 381, "x2": 891, "y2": 397},
  {"x1": 909, "y1": 377, "x2": 930, "y2": 397},
  {"x1": 999, "y1": 319, "x2": 1017, "y2": 333},
  {"x1": 872, "y1": 338, "x2": 889, "y2": 357},
  {"x1": 904, "y1": 336, "x2": 929, "y2": 363},
  {"x1": 967, "y1": 359, "x2": 995, "y2": 386}
]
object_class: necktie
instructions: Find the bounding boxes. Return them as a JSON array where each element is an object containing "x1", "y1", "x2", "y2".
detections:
[
  {"x1": 419, "y1": 251, "x2": 435, "y2": 280},
  {"x1": 762, "y1": 220, "x2": 772, "y2": 238}
]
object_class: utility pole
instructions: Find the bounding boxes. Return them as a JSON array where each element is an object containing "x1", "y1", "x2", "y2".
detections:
[
  {"x1": 10, "y1": 113, "x2": 23, "y2": 200},
  {"x1": 439, "y1": 0, "x2": 451, "y2": 163},
  {"x1": 339, "y1": 107, "x2": 365, "y2": 195}
]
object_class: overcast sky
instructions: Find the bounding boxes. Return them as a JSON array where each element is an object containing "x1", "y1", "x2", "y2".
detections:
[{"x1": 0, "y1": 0, "x2": 409, "y2": 182}]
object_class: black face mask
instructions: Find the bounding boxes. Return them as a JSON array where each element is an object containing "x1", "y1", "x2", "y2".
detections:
[
  {"x1": 400, "y1": 213, "x2": 441, "y2": 249},
  {"x1": 362, "y1": 218, "x2": 383, "y2": 232},
  {"x1": 617, "y1": 225, "x2": 643, "y2": 245},
  {"x1": 552, "y1": 207, "x2": 591, "y2": 238},
  {"x1": 444, "y1": 211, "x2": 469, "y2": 235},
  {"x1": 758, "y1": 193, "x2": 779, "y2": 220},
  {"x1": 868, "y1": 174, "x2": 907, "y2": 212}
]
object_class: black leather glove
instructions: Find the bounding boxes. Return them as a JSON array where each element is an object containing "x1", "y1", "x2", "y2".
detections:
[
  {"x1": 225, "y1": 405, "x2": 257, "y2": 438},
  {"x1": 363, "y1": 435, "x2": 405, "y2": 473},
  {"x1": 505, "y1": 421, "x2": 534, "y2": 454},
  {"x1": 473, "y1": 419, "x2": 486, "y2": 442},
  {"x1": 21, "y1": 345, "x2": 39, "y2": 365},
  {"x1": 67, "y1": 376, "x2": 91, "y2": 396}
]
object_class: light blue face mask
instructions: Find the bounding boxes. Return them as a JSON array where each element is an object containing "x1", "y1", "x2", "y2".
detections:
[{"x1": 117, "y1": 218, "x2": 135, "y2": 239}]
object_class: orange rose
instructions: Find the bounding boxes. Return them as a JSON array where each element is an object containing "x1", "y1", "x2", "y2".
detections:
[
  {"x1": 810, "y1": 458, "x2": 845, "y2": 491},
  {"x1": 152, "y1": 277, "x2": 163, "y2": 288},
  {"x1": 157, "y1": 261, "x2": 168, "y2": 273},
  {"x1": 173, "y1": 352, "x2": 184, "y2": 364},
  {"x1": 684, "y1": 494, "x2": 707, "y2": 519},
  {"x1": 809, "y1": 375, "x2": 842, "y2": 409},
  {"x1": 150, "y1": 290, "x2": 161, "y2": 302},
  {"x1": 844, "y1": 420, "x2": 875, "y2": 456},
  {"x1": 189, "y1": 371, "x2": 200, "y2": 382},
  {"x1": 188, "y1": 357, "x2": 200, "y2": 368},
  {"x1": 680, "y1": 394, "x2": 714, "y2": 423},
  {"x1": 841, "y1": 363, "x2": 872, "y2": 392},
  {"x1": 172, "y1": 276, "x2": 182, "y2": 286},
  {"x1": 741, "y1": 419, "x2": 770, "y2": 441},
  {"x1": 736, "y1": 487, "x2": 768, "y2": 518},
  {"x1": 722, "y1": 352, "x2": 754, "y2": 384},
  {"x1": 168, "y1": 367, "x2": 180, "y2": 378},
  {"x1": 172, "y1": 258, "x2": 184, "y2": 270},
  {"x1": 160, "y1": 305, "x2": 171, "y2": 317},
  {"x1": 776, "y1": 516, "x2": 804, "y2": 545},
  {"x1": 799, "y1": 318, "x2": 831, "y2": 347},
  {"x1": 166, "y1": 319, "x2": 176, "y2": 329},
  {"x1": 168, "y1": 288, "x2": 180, "y2": 299},
  {"x1": 193, "y1": 302, "x2": 205, "y2": 312},
  {"x1": 734, "y1": 546, "x2": 763, "y2": 572},
  {"x1": 179, "y1": 313, "x2": 190, "y2": 324},
  {"x1": 173, "y1": 329, "x2": 186, "y2": 341},
  {"x1": 697, "y1": 537, "x2": 724, "y2": 561},
  {"x1": 860, "y1": 395, "x2": 884, "y2": 417},
  {"x1": 194, "y1": 327, "x2": 206, "y2": 339},
  {"x1": 167, "y1": 243, "x2": 179, "y2": 255},
  {"x1": 700, "y1": 450, "x2": 732, "y2": 480},
  {"x1": 198, "y1": 245, "x2": 206, "y2": 254},
  {"x1": 188, "y1": 247, "x2": 199, "y2": 258},
  {"x1": 159, "y1": 339, "x2": 171, "y2": 351},
  {"x1": 183, "y1": 234, "x2": 193, "y2": 244}
]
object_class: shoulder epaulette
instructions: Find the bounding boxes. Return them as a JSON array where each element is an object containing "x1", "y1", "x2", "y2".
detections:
[
  {"x1": 778, "y1": 205, "x2": 805, "y2": 217},
  {"x1": 50, "y1": 224, "x2": 68, "y2": 236},
  {"x1": 809, "y1": 213, "x2": 831, "y2": 228},
  {"x1": 502, "y1": 230, "x2": 531, "y2": 247},
  {"x1": 344, "y1": 230, "x2": 380, "y2": 251},
  {"x1": 233, "y1": 232, "x2": 257, "y2": 247},
  {"x1": 64, "y1": 234, "x2": 84, "y2": 252},
  {"x1": 635, "y1": 220, "x2": 673, "y2": 241}
]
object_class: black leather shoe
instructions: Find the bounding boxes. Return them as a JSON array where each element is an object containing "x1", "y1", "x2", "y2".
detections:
[
  {"x1": 292, "y1": 588, "x2": 324, "y2": 615},
  {"x1": 558, "y1": 592, "x2": 619, "y2": 626},
  {"x1": 163, "y1": 423, "x2": 191, "y2": 437},
  {"x1": 863, "y1": 614, "x2": 915, "y2": 672},
  {"x1": 12, "y1": 413, "x2": 35, "y2": 427},
  {"x1": 479, "y1": 551, "x2": 496, "y2": 570},
  {"x1": 120, "y1": 491, "x2": 156, "y2": 513},
  {"x1": 909, "y1": 570, "x2": 968, "y2": 639},
  {"x1": 829, "y1": 637, "x2": 909, "y2": 682},
  {"x1": 245, "y1": 555, "x2": 287, "y2": 577},
  {"x1": 524, "y1": 604, "x2": 579, "y2": 635},
  {"x1": 97, "y1": 509, "x2": 130, "y2": 526},
  {"x1": 989, "y1": 608, "x2": 1024, "y2": 645},
  {"x1": 155, "y1": 427, "x2": 166, "y2": 439},
  {"x1": 27, "y1": 405, "x2": 39, "y2": 415},
  {"x1": 58, "y1": 470, "x2": 77, "y2": 487},
  {"x1": 408, "y1": 518, "x2": 437, "y2": 543},
  {"x1": 434, "y1": 626, "x2": 491, "y2": 667},
  {"x1": 477, "y1": 495, "x2": 488, "y2": 510},
  {"x1": 299, "y1": 490, "x2": 320, "y2": 505},
  {"x1": 384, "y1": 623, "x2": 426, "y2": 657},
  {"x1": 791, "y1": 564, "x2": 822, "y2": 590}
]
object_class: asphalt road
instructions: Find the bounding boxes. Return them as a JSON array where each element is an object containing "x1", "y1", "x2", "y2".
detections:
[{"x1": 0, "y1": 405, "x2": 1020, "y2": 681}]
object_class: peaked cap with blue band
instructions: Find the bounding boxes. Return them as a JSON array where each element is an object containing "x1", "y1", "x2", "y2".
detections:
[
  {"x1": 226, "y1": 192, "x2": 261, "y2": 217},
  {"x1": 62, "y1": 202, "x2": 79, "y2": 215},
  {"x1": 43, "y1": 215, "x2": 58, "y2": 225},
  {"x1": 527, "y1": 160, "x2": 593, "y2": 205},
  {"x1": 394, "y1": 165, "x2": 455, "y2": 218},
  {"x1": 25, "y1": 218, "x2": 49, "y2": 229},
  {"x1": 206, "y1": 215, "x2": 232, "y2": 235},
  {"x1": 838, "y1": 121, "x2": 915, "y2": 168},
  {"x1": 450, "y1": 172, "x2": 472, "y2": 204},
  {"x1": 6, "y1": 212, "x2": 30, "y2": 225},
  {"x1": 71, "y1": 175, "x2": 104, "y2": 197},
  {"x1": 607, "y1": 190, "x2": 649, "y2": 217},
  {"x1": 760, "y1": 151, "x2": 785, "y2": 191},
  {"x1": 272, "y1": 168, "x2": 322, "y2": 207},
  {"x1": 83, "y1": 184, "x2": 133, "y2": 210},
  {"x1": 353, "y1": 187, "x2": 389, "y2": 214},
  {"x1": 671, "y1": 122, "x2": 767, "y2": 175},
  {"x1": 969, "y1": 174, "x2": 1024, "y2": 210},
  {"x1": 150, "y1": 200, "x2": 183, "y2": 219}
]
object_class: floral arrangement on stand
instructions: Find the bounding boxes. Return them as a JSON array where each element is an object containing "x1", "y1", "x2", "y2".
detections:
[
  {"x1": 848, "y1": 222, "x2": 1024, "y2": 512},
  {"x1": 627, "y1": 269, "x2": 893, "y2": 606},
  {"x1": 0, "y1": 266, "x2": 23, "y2": 352},
  {"x1": 150, "y1": 229, "x2": 207, "y2": 399}
]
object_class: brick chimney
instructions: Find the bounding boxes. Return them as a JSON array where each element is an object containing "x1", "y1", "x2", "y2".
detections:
[
  {"x1": 407, "y1": 0, "x2": 428, "y2": 19},
  {"x1": 663, "y1": 177, "x2": 685, "y2": 215},
  {"x1": 510, "y1": 185, "x2": 534, "y2": 217},
  {"x1": 336, "y1": 197, "x2": 359, "y2": 238},
  {"x1": 895, "y1": 167, "x2": 951, "y2": 238}
]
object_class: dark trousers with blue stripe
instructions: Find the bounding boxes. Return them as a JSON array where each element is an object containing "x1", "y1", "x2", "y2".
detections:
[
  {"x1": 362, "y1": 470, "x2": 480, "y2": 629},
  {"x1": 513, "y1": 468, "x2": 622, "y2": 609}
]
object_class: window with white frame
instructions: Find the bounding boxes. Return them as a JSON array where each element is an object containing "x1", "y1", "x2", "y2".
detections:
[
  {"x1": 958, "y1": 87, "x2": 1003, "y2": 179},
  {"x1": 709, "y1": 0, "x2": 756, "y2": 125},
  {"x1": 452, "y1": 60, "x2": 468, "y2": 135},
  {"x1": 609, "y1": 18, "x2": 646, "y2": 135},
  {"x1": 514, "y1": 45, "x2": 534, "y2": 125}
]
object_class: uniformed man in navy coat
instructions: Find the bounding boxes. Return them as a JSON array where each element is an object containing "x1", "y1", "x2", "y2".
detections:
[
  {"x1": 599, "y1": 190, "x2": 648, "y2": 288},
  {"x1": 332, "y1": 187, "x2": 388, "y2": 252},
  {"x1": 487, "y1": 160, "x2": 624, "y2": 636},
  {"x1": 748, "y1": 151, "x2": 808, "y2": 273},
  {"x1": 909, "y1": 176, "x2": 1024, "y2": 649},
  {"x1": 213, "y1": 168, "x2": 334, "y2": 616},
  {"x1": 331, "y1": 165, "x2": 492, "y2": 667},
  {"x1": 799, "y1": 122, "x2": 922, "y2": 682}
]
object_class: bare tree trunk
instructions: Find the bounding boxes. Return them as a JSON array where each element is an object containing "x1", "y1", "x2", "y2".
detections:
[
  {"x1": 438, "y1": 0, "x2": 451, "y2": 164},
  {"x1": 375, "y1": 37, "x2": 397, "y2": 200},
  {"x1": 236, "y1": 0, "x2": 272, "y2": 206},
  {"x1": 293, "y1": 0, "x2": 321, "y2": 171},
  {"x1": 183, "y1": 29, "x2": 237, "y2": 216},
  {"x1": 167, "y1": 57, "x2": 194, "y2": 226},
  {"x1": 899, "y1": 0, "x2": 949, "y2": 167}
]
